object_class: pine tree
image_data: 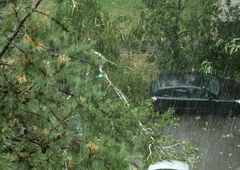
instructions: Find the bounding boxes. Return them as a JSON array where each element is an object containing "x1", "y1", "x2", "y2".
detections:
[{"x1": 0, "y1": 0, "x2": 127, "y2": 169}]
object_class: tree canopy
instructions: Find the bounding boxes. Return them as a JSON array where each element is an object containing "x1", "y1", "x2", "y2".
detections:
[{"x1": 130, "y1": 0, "x2": 240, "y2": 79}]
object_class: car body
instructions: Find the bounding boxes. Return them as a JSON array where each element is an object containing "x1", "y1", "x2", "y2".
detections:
[
  {"x1": 150, "y1": 72, "x2": 240, "y2": 116},
  {"x1": 148, "y1": 160, "x2": 190, "y2": 170}
]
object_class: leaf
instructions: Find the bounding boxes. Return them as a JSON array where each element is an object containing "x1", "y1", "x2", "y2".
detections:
[{"x1": 216, "y1": 39, "x2": 225, "y2": 47}]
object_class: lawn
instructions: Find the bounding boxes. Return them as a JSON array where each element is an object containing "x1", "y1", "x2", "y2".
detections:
[{"x1": 99, "y1": 0, "x2": 142, "y2": 22}]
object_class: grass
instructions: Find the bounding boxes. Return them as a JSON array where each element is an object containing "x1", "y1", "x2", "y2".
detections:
[
  {"x1": 99, "y1": 0, "x2": 142, "y2": 23},
  {"x1": 99, "y1": 0, "x2": 158, "y2": 81}
]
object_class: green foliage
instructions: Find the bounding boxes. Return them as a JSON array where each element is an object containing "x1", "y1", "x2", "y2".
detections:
[
  {"x1": 107, "y1": 59, "x2": 148, "y2": 105},
  {"x1": 0, "y1": 0, "x2": 199, "y2": 169},
  {"x1": 0, "y1": 0, "x2": 123, "y2": 169},
  {"x1": 135, "y1": 0, "x2": 218, "y2": 73},
  {"x1": 133, "y1": 106, "x2": 199, "y2": 169},
  {"x1": 99, "y1": 0, "x2": 142, "y2": 25},
  {"x1": 198, "y1": 1, "x2": 240, "y2": 78},
  {"x1": 0, "y1": 155, "x2": 13, "y2": 170},
  {"x1": 213, "y1": 37, "x2": 240, "y2": 79},
  {"x1": 127, "y1": 0, "x2": 240, "y2": 80},
  {"x1": 199, "y1": 60, "x2": 214, "y2": 74}
]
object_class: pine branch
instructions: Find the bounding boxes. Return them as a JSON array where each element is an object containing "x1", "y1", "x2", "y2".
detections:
[
  {"x1": 0, "y1": 0, "x2": 44, "y2": 58},
  {"x1": 34, "y1": 9, "x2": 69, "y2": 32},
  {"x1": 17, "y1": 104, "x2": 48, "y2": 121},
  {"x1": 11, "y1": 41, "x2": 28, "y2": 56}
]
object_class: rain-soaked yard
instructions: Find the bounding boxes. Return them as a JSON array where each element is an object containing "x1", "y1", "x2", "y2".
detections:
[{"x1": 165, "y1": 113, "x2": 240, "y2": 170}]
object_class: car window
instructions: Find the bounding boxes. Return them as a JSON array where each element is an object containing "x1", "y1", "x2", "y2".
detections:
[
  {"x1": 189, "y1": 88, "x2": 208, "y2": 98},
  {"x1": 151, "y1": 80, "x2": 160, "y2": 94},
  {"x1": 156, "y1": 88, "x2": 190, "y2": 98},
  {"x1": 172, "y1": 88, "x2": 189, "y2": 98},
  {"x1": 156, "y1": 88, "x2": 172, "y2": 97},
  {"x1": 203, "y1": 74, "x2": 220, "y2": 96}
]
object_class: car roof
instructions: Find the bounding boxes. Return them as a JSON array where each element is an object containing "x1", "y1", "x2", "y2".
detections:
[{"x1": 157, "y1": 72, "x2": 203, "y2": 88}]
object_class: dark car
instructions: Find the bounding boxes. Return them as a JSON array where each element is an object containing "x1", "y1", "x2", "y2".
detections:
[{"x1": 150, "y1": 72, "x2": 240, "y2": 116}]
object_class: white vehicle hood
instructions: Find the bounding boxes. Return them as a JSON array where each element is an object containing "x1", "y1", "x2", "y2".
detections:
[{"x1": 148, "y1": 160, "x2": 190, "y2": 170}]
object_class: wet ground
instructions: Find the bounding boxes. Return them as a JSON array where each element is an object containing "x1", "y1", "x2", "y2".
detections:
[{"x1": 165, "y1": 113, "x2": 240, "y2": 170}]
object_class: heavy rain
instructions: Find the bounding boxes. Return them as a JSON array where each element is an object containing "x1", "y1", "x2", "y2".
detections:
[
  {"x1": 165, "y1": 112, "x2": 240, "y2": 170},
  {"x1": 1, "y1": 0, "x2": 240, "y2": 169},
  {"x1": 150, "y1": 71, "x2": 240, "y2": 169},
  {"x1": 164, "y1": 1, "x2": 240, "y2": 168}
]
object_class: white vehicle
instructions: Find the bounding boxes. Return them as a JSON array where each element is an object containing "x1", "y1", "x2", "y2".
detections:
[{"x1": 148, "y1": 160, "x2": 190, "y2": 170}]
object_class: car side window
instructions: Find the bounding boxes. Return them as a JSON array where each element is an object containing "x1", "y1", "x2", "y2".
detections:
[
  {"x1": 151, "y1": 80, "x2": 160, "y2": 94},
  {"x1": 189, "y1": 88, "x2": 208, "y2": 98},
  {"x1": 172, "y1": 88, "x2": 189, "y2": 98},
  {"x1": 156, "y1": 89, "x2": 172, "y2": 97},
  {"x1": 203, "y1": 74, "x2": 220, "y2": 96},
  {"x1": 151, "y1": 82, "x2": 158, "y2": 94},
  {"x1": 156, "y1": 88, "x2": 209, "y2": 98}
]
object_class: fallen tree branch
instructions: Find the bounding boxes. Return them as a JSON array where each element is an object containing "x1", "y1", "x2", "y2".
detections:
[
  {"x1": 94, "y1": 51, "x2": 129, "y2": 106},
  {"x1": 146, "y1": 144, "x2": 153, "y2": 160},
  {"x1": 94, "y1": 51, "x2": 117, "y2": 66}
]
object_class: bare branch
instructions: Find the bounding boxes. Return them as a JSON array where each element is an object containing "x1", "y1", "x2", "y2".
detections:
[
  {"x1": 146, "y1": 144, "x2": 153, "y2": 160},
  {"x1": 94, "y1": 51, "x2": 129, "y2": 106},
  {"x1": 94, "y1": 51, "x2": 117, "y2": 66}
]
